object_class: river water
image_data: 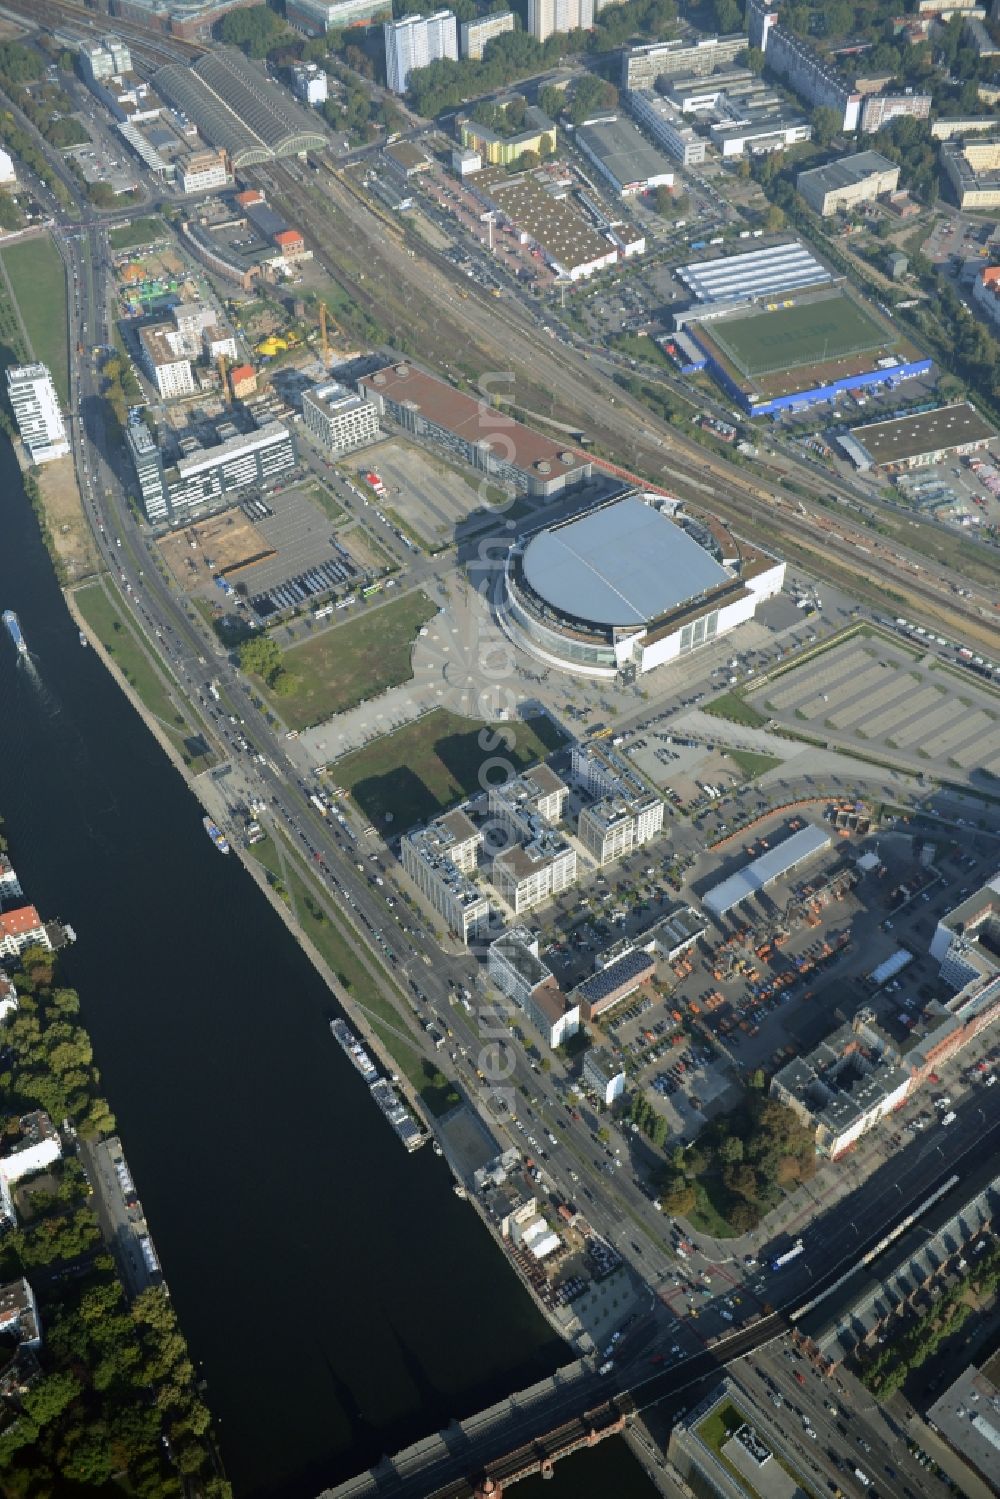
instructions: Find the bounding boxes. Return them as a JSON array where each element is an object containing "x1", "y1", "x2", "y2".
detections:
[{"x1": 0, "y1": 445, "x2": 657, "y2": 1497}]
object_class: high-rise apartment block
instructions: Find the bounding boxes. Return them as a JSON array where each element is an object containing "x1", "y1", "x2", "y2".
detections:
[
  {"x1": 79, "y1": 34, "x2": 131, "y2": 84},
  {"x1": 527, "y1": 0, "x2": 594, "y2": 43},
  {"x1": 460, "y1": 10, "x2": 514, "y2": 58},
  {"x1": 384, "y1": 11, "x2": 458, "y2": 94},
  {"x1": 6, "y1": 364, "x2": 70, "y2": 464}
]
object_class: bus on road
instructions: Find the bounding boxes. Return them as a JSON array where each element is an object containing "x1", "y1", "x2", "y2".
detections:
[{"x1": 771, "y1": 1238, "x2": 805, "y2": 1272}]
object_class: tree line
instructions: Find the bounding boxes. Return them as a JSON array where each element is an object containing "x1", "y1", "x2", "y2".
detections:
[{"x1": 0, "y1": 943, "x2": 229, "y2": 1496}]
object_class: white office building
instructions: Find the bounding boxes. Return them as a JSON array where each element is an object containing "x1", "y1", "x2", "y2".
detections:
[
  {"x1": 488, "y1": 927, "x2": 579, "y2": 1048},
  {"x1": 384, "y1": 11, "x2": 458, "y2": 94},
  {"x1": 79, "y1": 34, "x2": 131, "y2": 84},
  {"x1": 291, "y1": 62, "x2": 329, "y2": 106},
  {"x1": 402, "y1": 811, "x2": 490, "y2": 943},
  {"x1": 6, "y1": 364, "x2": 70, "y2": 464},
  {"x1": 176, "y1": 148, "x2": 229, "y2": 194},
  {"x1": 302, "y1": 381, "x2": 380, "y2": 456}
]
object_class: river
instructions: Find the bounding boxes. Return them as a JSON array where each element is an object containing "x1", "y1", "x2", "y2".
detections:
[{"x1": 0, "y1": 443, "x2": 657, "y2": 1498}]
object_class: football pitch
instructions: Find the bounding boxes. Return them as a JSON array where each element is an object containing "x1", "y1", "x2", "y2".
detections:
[{"x1": 709, "y1": 294, "x2": 894, "y2": 378}]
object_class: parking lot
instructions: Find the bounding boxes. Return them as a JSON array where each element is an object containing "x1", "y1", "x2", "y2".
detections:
[
  {"x1": 749, "y1": 632, "x2": 1000, "y2": 783},
  {"x1": 354, "y1": 437, "x2": 482, "y2": 547}
]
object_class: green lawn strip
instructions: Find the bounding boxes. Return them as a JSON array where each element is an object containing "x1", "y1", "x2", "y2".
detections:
[
  {"x1": 274, "y1": 846, "x2": 459, "y2": 1116},
  {"x1": 702, "y1": 693, "x2": 768, "y2": 728},
  {"x1": 264, "y1": 588, "x2": 437, "y2": 727},
  {"x1": 1, "y1": 234, "x2": 69, "y2": 404},
  {"x1": 75, "y1": 583, "x2": 211, "y2": 767},
  {"x1": 306, "y1": 482, "x2": 346, "y2": 526},
  {"x1": 107, "y1": 217, "x2": 167, "y2": 251},
  {"x1": 246, "y1": 832, "x2": 284, "y2": 883},
  {"x1": 335, "y1": 707, "x2": 567, "y2": 831},
  {"x1": 724, "y1": 749, "x2": 783, "y2": 781}
]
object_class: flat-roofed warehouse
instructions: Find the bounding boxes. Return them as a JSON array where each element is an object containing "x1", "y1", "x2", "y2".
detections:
[
  {"x1": 359, "y1": 362, "x2": 592, "y2": 497},
  {"x1": 676, "y1": 239, "x2": 832, "y2": 306},
  {"x1": 153, "y1": 48, "x2": 327, "y2": 167},
  {"x1": 846, "y1": 401, "x2": 996, "y2": 470},
  {"x1": 574, "y1": 115, "x2": 674, "y2": 197},
  {"x1": 703, "y1": 823, "x2": 832, "y2": 917},
  {"x1": 485, "y1": 172, "x2": 617, "y2": 281}
]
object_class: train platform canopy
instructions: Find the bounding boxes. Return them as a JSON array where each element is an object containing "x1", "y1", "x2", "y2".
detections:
[{"x1": 703, "y1": 824, "x2": 832, "y2": 917}]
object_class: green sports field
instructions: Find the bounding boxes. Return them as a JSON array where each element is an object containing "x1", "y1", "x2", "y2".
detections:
[{"x1": 708, "y1": 293, "x2": 894, "y2": 378}]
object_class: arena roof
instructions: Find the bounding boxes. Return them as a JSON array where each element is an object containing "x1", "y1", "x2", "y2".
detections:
[
  {"x1": 703, "y1": 824, "x2": 832, "y2": 917},
  {"x1": 520, "y1": 496, "x2": 729, "y2": 629},
  {"x1": 153, "y1": 48, "x2": 327, "y2": 167}
]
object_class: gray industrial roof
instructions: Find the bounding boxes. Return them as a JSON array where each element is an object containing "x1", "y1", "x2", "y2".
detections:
[
  {"x1": 576, "y1": 115, "x2": 675, "y2": 190},
  {"x1": 521, "y1": 496, "x2": 729, "y2": 628},
  {"x1": 703, "y1": 824, "x2": 832, "y2": 916}
]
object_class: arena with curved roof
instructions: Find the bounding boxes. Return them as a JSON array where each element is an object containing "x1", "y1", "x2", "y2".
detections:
[
  {"x1": 500, "y1": 493, "x2": 785, "y2": 679},
  {"x1": 154, "y1": 48, "x2": 327, "y2": 167}
]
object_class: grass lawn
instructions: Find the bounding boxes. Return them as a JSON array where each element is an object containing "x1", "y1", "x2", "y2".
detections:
[
  {"x1": 267, "y1": 589, "x2": 437, "y2": 727},
  {"x1": 703, "y1": 692, "x2": 768, "y2": 728},
  {"x1": 1, "y1": 235, "x2": 69, "y2": 405},
  {"x1": 696, "y1": 1400, "x2": 743, "y2": 1458},
  {"x1": 306, "y1": 482, "x2": 346, "y2": 526},
  {"x1": 76, "y1": 583, "x2": 212, "y2": 770},
  {"x1": 336, "y1": 708, "x2": 567, "y2": 831},
  {"x1": 687, "y1": 1179, "x2": 740, "y2": 1240},
  {"x1": 107, "y1": 216, "x2": 167, "y2": 252},
  {"x1": 725, "y1": 749, "x2": 782, "y2": 781}
]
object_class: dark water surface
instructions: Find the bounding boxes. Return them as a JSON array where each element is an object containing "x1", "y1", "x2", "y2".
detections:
[{"x1": 0, "y1": 445, "x2": 600, "y2": 1496}]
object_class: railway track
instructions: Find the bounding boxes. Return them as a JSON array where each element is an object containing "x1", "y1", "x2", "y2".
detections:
[
  {"x1": 258, "y1": 158, "x2": 998, "y2": 647},
  {"x1": 3, "y1": 0, "x2": 203, "y2": 63}
]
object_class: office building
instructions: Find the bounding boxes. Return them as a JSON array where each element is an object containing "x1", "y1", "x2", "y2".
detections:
[
  {"x1": 290, "y1": 61, "x2": 328, "y2": 106},
  {"x1": 5, "y1": 364, "x2": 70, "y2": 465},
  {"x1": 460, "y1": 10, "x2": 514, "y2": 59},
  {"x1": 489, "y1": 767, "x2": 569, "y2": 836},
  {"x1": 669, "y1": 1380, "x2": 818, "y2": 1498},
  {"x1": 176, "y1": 147, "x2": 229, "y2": 194},
  {"x1": 0, "y1": 1113, "x2": 62, "y2": 1187},
  {"x1": 0, "y1": 1279, "x2": 41, "y2": 1352},
  {"x1": 770, "y1": 1010, "x2": 911, "y2": 1158},
  {"x1": 359, "y1": 362, "x2": 591, "y2": 497},
  {"x1": 138, "y1": 323, "x2": 196, "y2": 401},
  {"x1": 582, "y1": 1048, "x2": 625, "y2": 1105},
  {"x1": 492, "y1": 835, "x2": 576, "y2": 915},
  {"x1": 401, "y1": 811, "x2": 489, "y2": 943},
  {"x1": 162, "y1": 421, "x2": 296, "y2": 515},
  {"x1": 625, "y1": 90, "x2": 707, "y2": 166},
  {"x1": 384, "y1": 11, "x2": 458, "y2": 95},
  {"x1": 571, "y1": 740, "x2": 652, "y2": 802},
  {"x1": 860, "y1": 91, "x2": 931, "y2": 133},
  {"x1": 941, "y1": 138, "x2": 1000, "y2": 209},
  {"x1": 578, "y1": 792, "x2": 664, "y2": 866},
  {"x1": 797, "y1": 150, "x2": 899, "y2": 215},
  {"x1": 459, "y1": 105, "x2": 557, "y2": 167},
  {"x1": 302, "y1": 381, "x2": 381, "y2": 457},
  {"x1": 286, "y1": 0, "x2": 388, "y2": 31},
  {"x1": 927, "y1": 1365, "x2": 1000, "y2": 1493},
  {"x1": 126, "y1": 413, "x2": 168, "y2": 523},
  {"x1": 79, "y1": 34, "x2": 131, "y2": 83},
  {"x1": 527, "y1": 0, "x2": 594, "y2": 43},
  {"x1": 621, "y1": 34, "x2": 745, "y2": 91},
  {"x1": 573, "y1": 946, "x2": 655, "y2": 1021},
  {"x1": 488, "y1": 928, "x2": 579, "y2": 1047},
  {"x1": 0, "y1": 148, "x2": 14, "y2": 188}
]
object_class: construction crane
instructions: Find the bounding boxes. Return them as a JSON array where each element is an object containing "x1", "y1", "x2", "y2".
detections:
[
  {"x1": 217, "y1": 352, "x2": 228, "y2": 403},
  {"x1": 318, "y1": 300, "x2": 329, "y2": 366}
]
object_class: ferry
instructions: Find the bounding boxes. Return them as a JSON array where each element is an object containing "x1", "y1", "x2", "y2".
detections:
[
  {"x1": 370, "y1": 1077, "x2": 426, "y2": 1152},
  {"x1": 330, "y1": 1017, "x2": 378, "y2": 1084},
  {"x1": 202, "y1": 815, "x2": 230, "y2": 855},
  {"x1": 2, "y1": 610, "x2": 27, "y2": 656}
]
